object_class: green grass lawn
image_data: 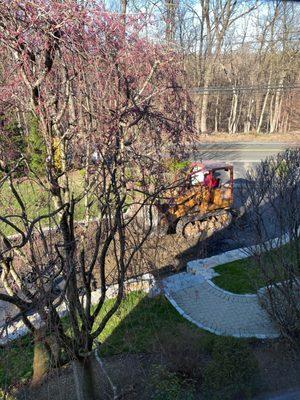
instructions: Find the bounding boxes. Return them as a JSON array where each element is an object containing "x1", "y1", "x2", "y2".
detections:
[
  {"x1": 0, "y1": 335, "x2": 34, "y2": 395},
  {"x1": 212, "y1": 240, "x2": 300, "y2": 294},
  {"x1": 0, "y1": 292, "x2": 219, "y2": 388},
  {"x1": 0, "y1": 170, "x2": 99, "y2": 235},
  {"x1": 212, "y1": 258, "x2": 263, "y2": 294},
  {"x1": 97, "y1": 291, "x2": 203, "y2": 356}
]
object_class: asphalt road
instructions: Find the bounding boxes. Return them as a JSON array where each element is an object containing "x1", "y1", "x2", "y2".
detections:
[
  {"x1": 190, "y1": 141, "x2": 299, "y2": 162},
  {"x1": 188, "y1": 141, "x2": 299, "y2": 178}
]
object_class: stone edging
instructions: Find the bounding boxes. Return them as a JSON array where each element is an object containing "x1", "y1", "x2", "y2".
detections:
[
  {"x1": 206, "y1": 279, "x2": 257, "y2": 298},
  {"x1": 161, "y1": 234, "x2": 291, "y2": 338},
  {"x1": 0, "y1": 273, "x2": 155, "y2": 345},
  {"x1": 187, "y1": 233, "x2": 291, "y2": 275}
]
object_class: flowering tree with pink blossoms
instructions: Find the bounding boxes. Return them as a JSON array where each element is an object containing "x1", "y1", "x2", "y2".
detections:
[{"x1": 0, "y1": 1, "x2": 194, "y2": 397}]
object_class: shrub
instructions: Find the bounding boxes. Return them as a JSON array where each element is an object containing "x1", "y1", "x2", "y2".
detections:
[
  {"x1": 0, "y1": 116, "x2": 26, "y2": 175},
  {"x1": 27, "y1": 114, "x2": 47, "y2": 175},
  {"x1": 202, "y1": 337, "x2": 259, "y2": 400},
  {"x1": 259, "y1": 281, "x2": 300, "y2": 341}
]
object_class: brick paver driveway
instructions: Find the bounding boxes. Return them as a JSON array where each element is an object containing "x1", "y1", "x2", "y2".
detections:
[{"x1": 163, "y1": 273, "x2": 279, "y2": 339}]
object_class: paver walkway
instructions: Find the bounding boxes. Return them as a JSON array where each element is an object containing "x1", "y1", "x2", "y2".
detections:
[{"x1": 162, "y1": 271, "x2": 280, "y2": 338}]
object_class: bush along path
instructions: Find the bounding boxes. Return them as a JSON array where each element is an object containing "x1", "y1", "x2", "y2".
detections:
[{"x1": 159, "y1": 244, "x2": 281, "y2": 339}]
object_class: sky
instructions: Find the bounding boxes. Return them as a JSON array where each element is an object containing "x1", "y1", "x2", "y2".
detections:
[{"x1": 99, "y1": 0, "x2": 300, "y2": 50}]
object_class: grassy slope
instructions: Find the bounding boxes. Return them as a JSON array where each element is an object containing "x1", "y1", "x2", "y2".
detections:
[
  {"x1": 97, "y1": 291, "x2": 199, "y2": 356},
  {"x1": 0, "y1": 292, "x2": 215, "y2": 388}
]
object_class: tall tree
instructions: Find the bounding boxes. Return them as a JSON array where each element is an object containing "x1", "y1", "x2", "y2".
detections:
[{"x1": 0, "y1": 1, "x2": 193, "y2": 398}]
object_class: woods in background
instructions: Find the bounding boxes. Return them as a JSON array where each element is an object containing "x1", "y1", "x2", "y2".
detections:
[{"x1": 130, "y1": 0, "x2": 300, "y2": 135}]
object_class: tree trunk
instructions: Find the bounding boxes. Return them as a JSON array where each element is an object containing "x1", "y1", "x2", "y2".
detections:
[
  {"x1": 31, "y1": 328, "x2": 50, "y2": 387},
  {"x1": 236, "y1": 94, "x2": 244, "y2": 133},
  {"x1": 72, "y1": 355, "x2": 99, "y2": 400},
  {"x1": 228, "y1": 92, "x2": 238, "y2": 134},
  {"x1": 283, "y1": 113, "x2": 289, "y2": 134},
  {"x1": 214, "y1": 93, "x2": 220, "y2": 133},
  {"x1": 244, "y1": 98, "x2": 254, "y2": 133},
  {"x1": 278, "y1": 95, "x2": 289, "y2": 134},
  {"x1": 194, "y1": 93, "x2": 202, "y2": 134},
  {"x1": 31, "y1": 327, "x2": 63, "y2": 387},
  {"x1": 257, "y1": 88, "x2": 270, "y2": 134},
  {"x1": 269, "y1": 92, "x2": 274, "y2": 130},
  {"x1": 270, "y1": 78, "x2": 284, "y2": 133},
  {"x1": 200, "y1": 62, "x2": 214, "y2": 134},
  {"x1": 257, "y1": 70, "x2": 273, "y2": 134},
  {"x1": 200, "y1": 88, "x2": 209, "y2": 134}
]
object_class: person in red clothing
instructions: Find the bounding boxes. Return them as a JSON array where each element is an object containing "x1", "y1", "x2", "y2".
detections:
[{"x1": 204, "y1": 172, "x2": 219, "y2": 188}]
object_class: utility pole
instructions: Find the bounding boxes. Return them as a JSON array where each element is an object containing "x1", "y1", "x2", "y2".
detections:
[
  {"x1": 121, "y1": 0, "x2": 128, "y2": 34},
  {"x1": 121, "y1": 0, "x2": 128, "y2": 17},
  {"x1": 165, "y1": 0, "x2": 177, "y2": 43}
]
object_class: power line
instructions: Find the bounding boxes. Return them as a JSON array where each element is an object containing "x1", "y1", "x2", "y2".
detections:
[
  {"x1": 224, "y1": 36, "x2": 300, "y2": 47},
  {"x1": 192, "y1": 84, "x2": 300, "y2": 93},
  {"x1": 226, "y1": 37, "x2": 300, "y2": 46}
]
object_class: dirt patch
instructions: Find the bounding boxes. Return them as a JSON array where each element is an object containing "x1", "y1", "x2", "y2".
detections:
[
  {"x1": 127, "y1": 233, "x2": 203, "y2": 276},
  {"x1": 14, "y1": 353, "x2": 162, "y2": 400},
  {"x1": 7, "y1": 221, "x2": 202, "y2": 282},
  {"x1": 13, "y1": 341, "x2": 300, "y2": 400}
]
